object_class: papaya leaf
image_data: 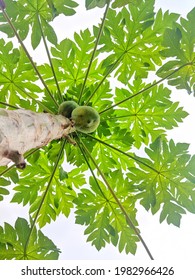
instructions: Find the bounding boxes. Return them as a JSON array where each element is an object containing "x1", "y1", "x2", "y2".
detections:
[
  {"x1": 0, "y1": 0, "x2": 77, "y2": 46},
  {"x1": 12, "y1": 151, "x2": 80, "y2": 227},
  {"x1": 0, "y1": 180, "x2": 10, "y2": 201},
  {"x1": 157, "y1": 8, "x2": 195, "y2": 94},
  {"x1": 50, "y1": 0, "x2": 78, "y2": 17},
  {"x1": 0, "y1": 218, "x2": 60, "y2": 259},
  {"x1": 0, "y1": 39, "x2": 42, "y2": 108},
  {"x1": 0, "y1": 0, "x2": 195, "y2": 260},
  {"x1": 98, "y1": 1, "x2": 179, "y2": 84},
  {"x1": 112, "y1": 0, "x2": 141, "y2": 9},
  {"x1": 74, "y1": 174, "x2": 139, "y2": 254},
  {"x1": 128, "y1": 137, "x2": 195, "y2": 226},
  {"x1": 50, "y1": 29, "x2": 103, "y2": 96},
  {"x1": 114, "y1": 81, "x2": 188, "y2": 148},
  {"x1": 85, "y1": 0, "x2": 108, "y2": 10}
]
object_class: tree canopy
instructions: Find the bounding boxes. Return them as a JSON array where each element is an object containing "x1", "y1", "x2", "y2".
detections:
[{"x1": 0, "y1": 0, "x2": 195, "y2": 260}]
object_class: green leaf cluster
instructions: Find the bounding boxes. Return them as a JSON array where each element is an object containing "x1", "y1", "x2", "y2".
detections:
[
  {"x1": 0, "y1": 178, "x2": 10, "y2": 201},
  {"x1": 0, "y1": 0, "x2": 195, "y2": 260},
  {"x1": 0, "y1": 218, "x2": 60, "y2": 259},
  {"x1": 85, "y1": 0, "x2": 108, "y2": 10},
  {"x1": 0, "y1": 0, "x2": 78, "y2": 47},
  {"x1": 0, "y1": 38, "x2": 42, "y2": 108},
  {"x1": 157, "y1": 8, "x2": 195, "y2": 94},
  {"x1": 75, "y1": 172, "x2": 139, "y2": 254},
  {"x1": 96, "y1": 2, "x2": 179, "y2": 83},
  {"x1": 49, "y1": 29, "x2": 102, "y2": 92},
  {"x1": 114, "y1": 81, "x2": 188, "y2": 148},
  {"x1": 85, "y1": 0, "x2": 140, "y2": 10},
  {"x1": 0, "y1": 167, "x2": 19, "y2": 201},
  {"x1": 11, "y1": 150, "x2": 81, "y2": 227},
  {"x1": 128, "y1": 137, "x2": 195, "y2": 227}
]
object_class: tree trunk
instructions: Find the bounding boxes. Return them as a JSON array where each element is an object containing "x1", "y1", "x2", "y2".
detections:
[{"x1": 0, "y1": 108, "x2": 75, "y2": 168}]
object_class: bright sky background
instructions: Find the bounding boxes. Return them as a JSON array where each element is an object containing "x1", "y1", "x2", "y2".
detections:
[{"x1": 0, "y1": 0, "x2": 195, "y2": 261}]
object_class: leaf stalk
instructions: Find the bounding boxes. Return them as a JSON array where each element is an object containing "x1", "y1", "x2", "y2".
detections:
[
  {"x1": 37, "y1": 15, "x2": 63, "y2": 103},
  {"x1": 78, "y1": 0, "x2": 111, "y2": 104}
]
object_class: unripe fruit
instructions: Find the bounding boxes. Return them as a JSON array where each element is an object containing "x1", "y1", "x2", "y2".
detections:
[
  {"x1": 58, "y1": 101, "x2": 79, "y2": 118},
  {"x1": 71, "y1": 106, "x2": 100, "y2": 133}
]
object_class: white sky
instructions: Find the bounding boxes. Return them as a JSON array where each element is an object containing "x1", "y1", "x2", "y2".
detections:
[{"x1": 0, "y1": 0, "x2": 195, "y2": 261}]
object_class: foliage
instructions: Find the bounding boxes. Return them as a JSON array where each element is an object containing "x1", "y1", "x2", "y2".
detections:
[
  {"x1": 0, "y1": 217, "x2": 60, "y2": 259},
  {"x1": 129, "y1": 138, "x2": 195, "y2": 227},
  {"x1": 0, "y1": 0, "x2": 195, "y2": 259},
  {"x1": 156, "y1": 8, "x2": 195, "y2": 94}
]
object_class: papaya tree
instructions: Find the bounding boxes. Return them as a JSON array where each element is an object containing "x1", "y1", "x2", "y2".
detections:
[{"x1": 0, "y1": 0, "x2": 195, "y2": 260}]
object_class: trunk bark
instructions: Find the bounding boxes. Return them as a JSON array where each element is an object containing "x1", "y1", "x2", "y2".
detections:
[{"x1": 0, "y1": 108, "x2": 75, "y2": 168}]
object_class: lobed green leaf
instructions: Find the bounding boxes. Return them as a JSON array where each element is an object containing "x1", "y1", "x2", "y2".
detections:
[{"x1": 0, "y1": 218, "x2": 60, "y2": 260}]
